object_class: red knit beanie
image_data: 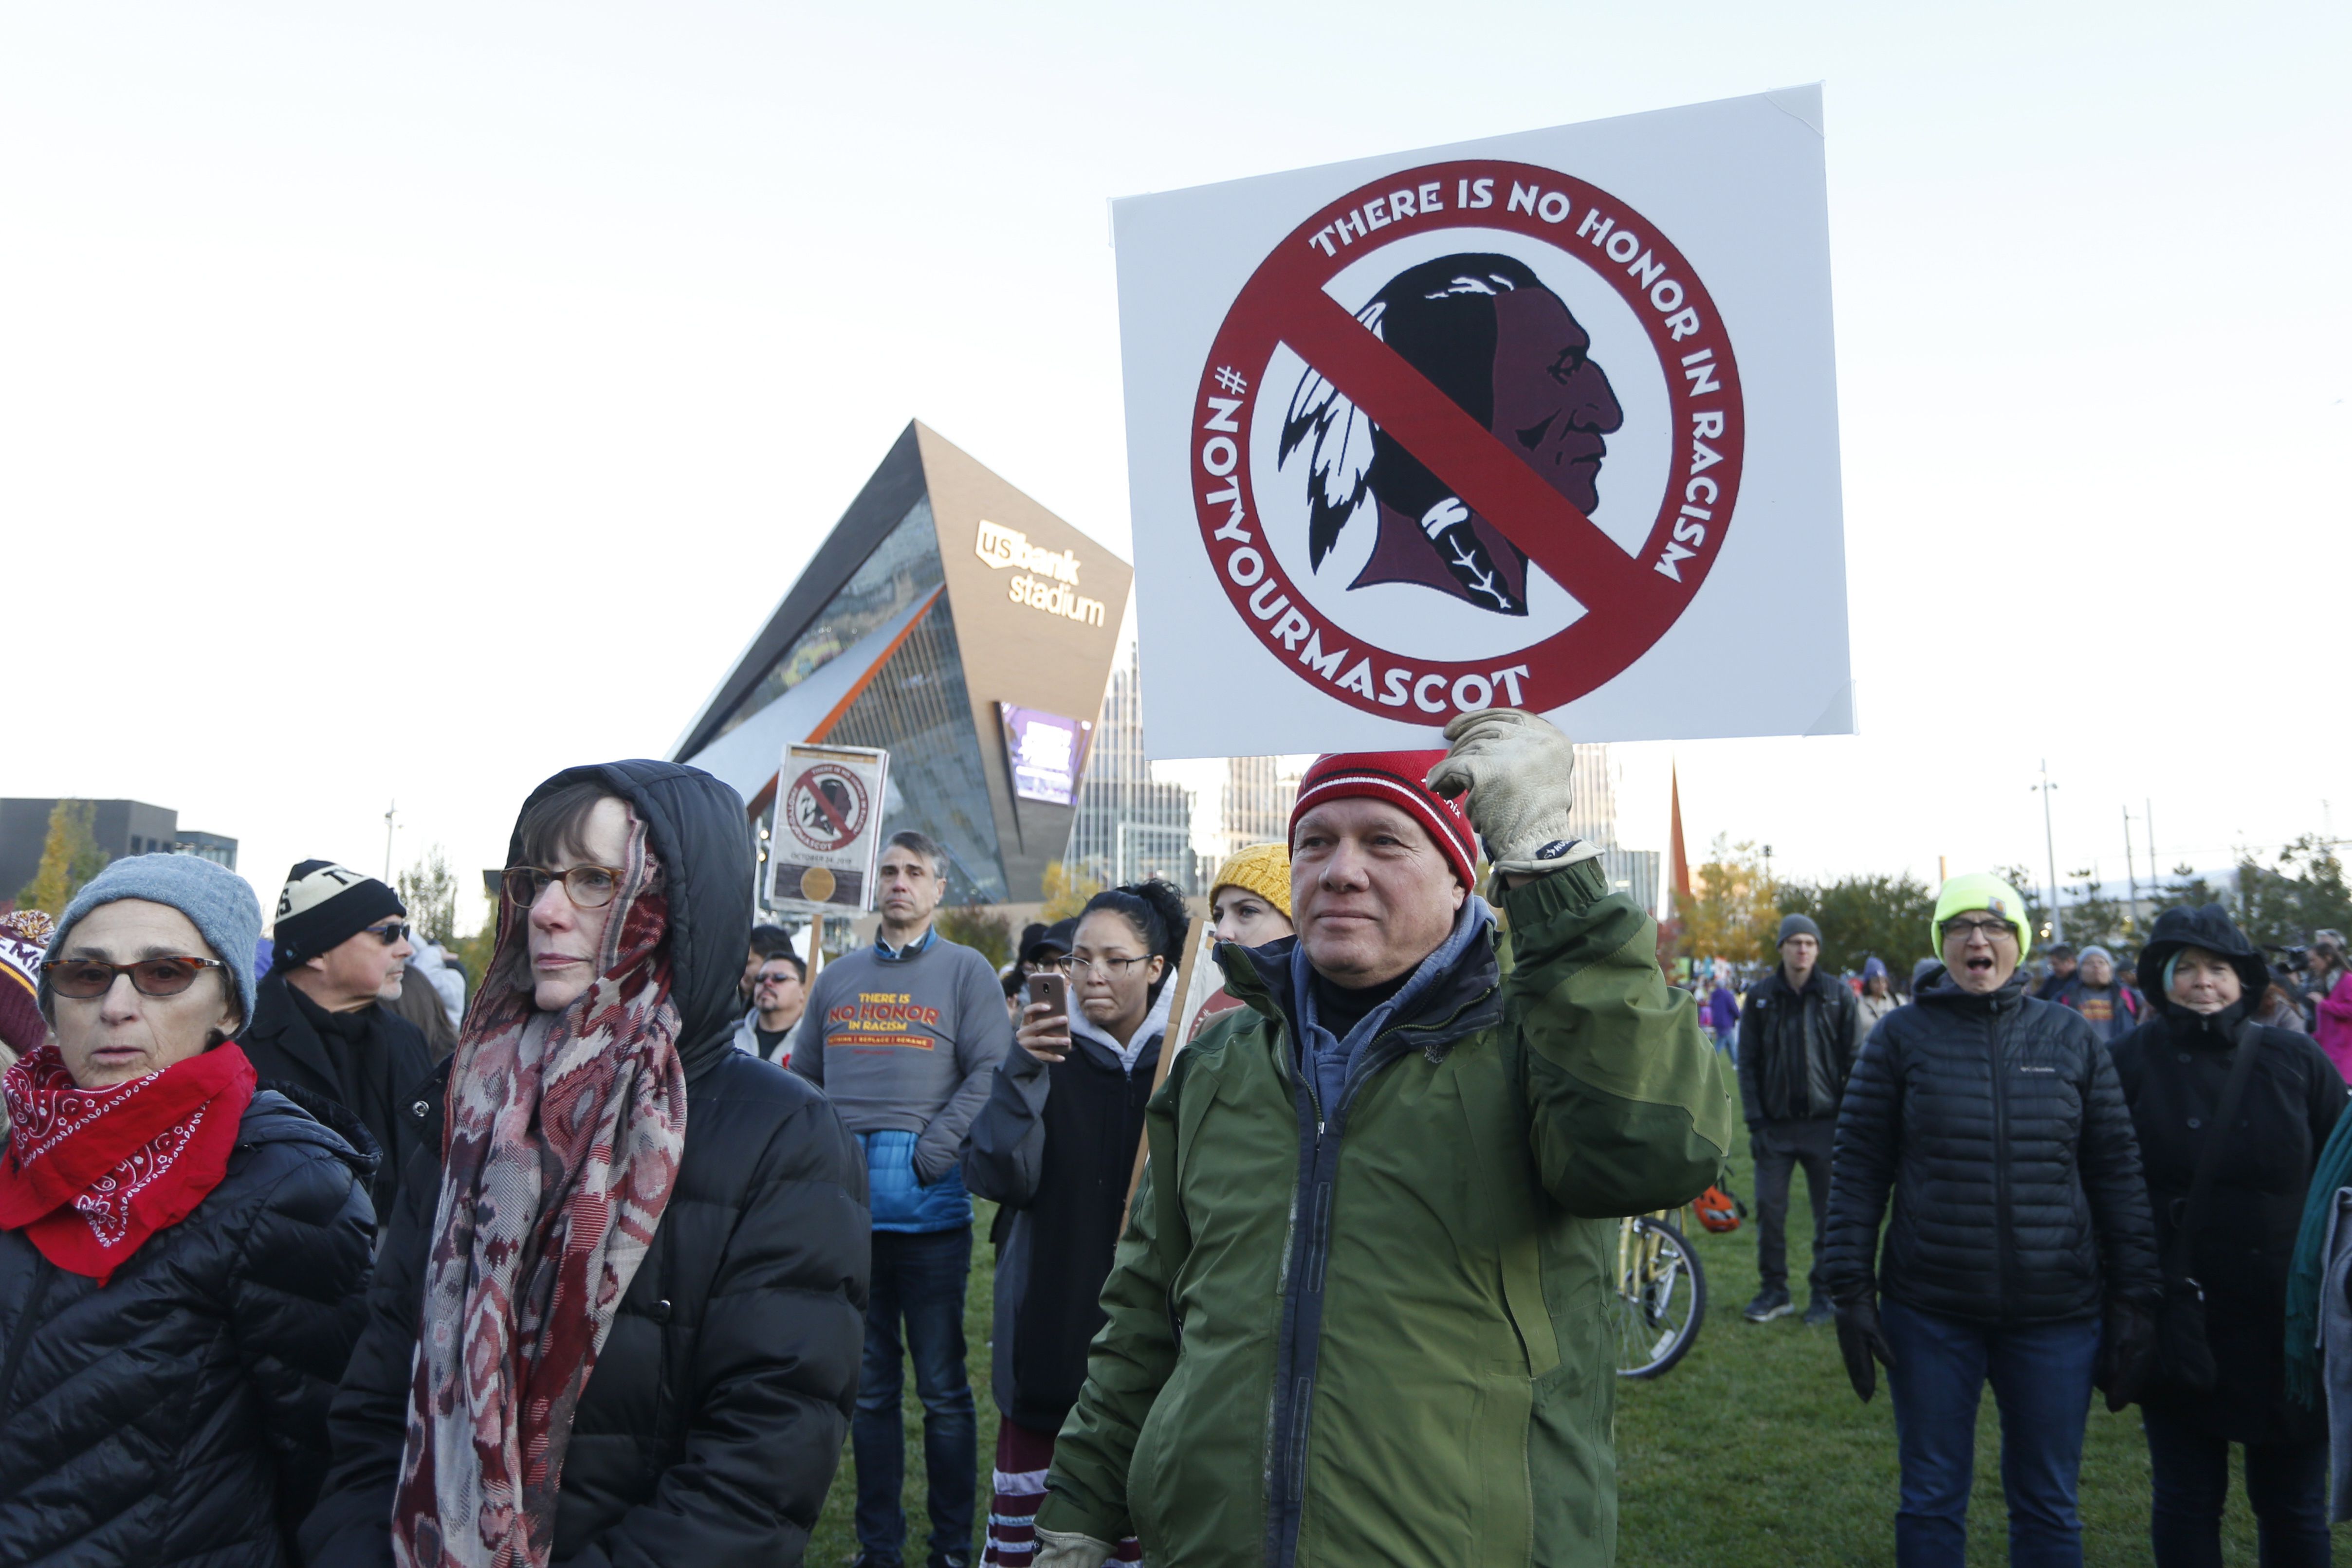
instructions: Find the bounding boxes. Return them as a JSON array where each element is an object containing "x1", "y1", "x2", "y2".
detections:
[{"x1": 1288, "y1": 751, "x2": 1478, "y2": 889}]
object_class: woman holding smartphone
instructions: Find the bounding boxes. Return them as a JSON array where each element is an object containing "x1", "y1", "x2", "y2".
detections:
[{"x1": 964, "y1": 880, "x2": 1189, "y2": 1567}]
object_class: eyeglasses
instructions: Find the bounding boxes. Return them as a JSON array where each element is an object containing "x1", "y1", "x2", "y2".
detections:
[
  {"x1": 1051, "y1": 954, "x2": 1155, "y2": 980},
  {"x1": 502, "y1": 864, "x2": 623, "y2": 909},
  {"x1": 754, "y1": 970, "x2": 801, "y2": 989},
  {"x1": 44, "y1": 955, "x2": 228, "y2": 999},
  {"x1": 363, "y1": 921, "x2": 412, "y2": 946},
  {"x1": 1944, "y1": 917, "x2": 2018, "y2": 943}
]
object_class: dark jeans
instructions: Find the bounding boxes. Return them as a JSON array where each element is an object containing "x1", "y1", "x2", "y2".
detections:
[
  {"x1": 1880, "y1": 1299, "x2": 2100, "y2": 1568},
  {"x1": 2142, "y1": 1404, "x2": 2331, "y2": 1567},
  {"x1": 1751, "y1": 1117, "x2": 1836, "y2": 1298},
  {"x1": 855, "y1": 1226, "x2": 977, "y2": 1565}
]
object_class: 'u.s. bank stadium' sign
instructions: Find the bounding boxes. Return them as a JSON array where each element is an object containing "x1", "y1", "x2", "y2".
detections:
[
  {"x1": 975, "y1": 519, "x2": 1109, "y2": 628},
  {"x1": 1110, "y1": 86, "x2": 1850, "y2": 756}
]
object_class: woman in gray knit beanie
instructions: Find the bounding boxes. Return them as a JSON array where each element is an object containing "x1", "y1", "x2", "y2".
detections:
[{"x1": 0, "y1": 854, "x2": 375, "y2": 1565}]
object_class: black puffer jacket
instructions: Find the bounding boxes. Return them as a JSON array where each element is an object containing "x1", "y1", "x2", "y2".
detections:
[
  {"x1": 0, "y1": 1089, "x2": 376, "y2": 1567},
  {"x1": 1823, "y1": 968, "x2": 2161, "y2": 1322},
  {"x1": 301, "y1": 761, "x2": 870, "y2": 1568}
]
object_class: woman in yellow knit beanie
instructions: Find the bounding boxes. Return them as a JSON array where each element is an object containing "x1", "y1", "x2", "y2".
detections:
[
  {"x1": 1208, "y1": 841, "x2": 1292, "y2": 947},
  {"x1": 1188, "y1": 843, "x2": 1294, "y2": 1045}
]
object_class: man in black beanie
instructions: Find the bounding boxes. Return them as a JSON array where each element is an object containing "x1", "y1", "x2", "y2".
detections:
[
  {"x1": 1738, "y1": 912, "x2": 1863, "y2": 1326},
  {"x1": 240, "y1": 860, "x2": 434, "y2": 1219}
]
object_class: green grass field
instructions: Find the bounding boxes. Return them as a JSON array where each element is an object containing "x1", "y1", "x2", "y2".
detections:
[{"x1": 812, "y1": 1141, "x2": 2341, "y2": 1565}]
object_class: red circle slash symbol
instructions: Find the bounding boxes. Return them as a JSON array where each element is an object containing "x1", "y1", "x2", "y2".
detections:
[
  {"x1": 1195, "y1": 159, "x2": 1745, "y2": 720},
  {"x1": 785, "y1": 765, "x2": 870, "y2": 853}
]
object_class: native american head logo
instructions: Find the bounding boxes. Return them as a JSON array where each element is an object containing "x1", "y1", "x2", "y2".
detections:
[{"x1": 1279, "y1": 254, "x2": 1624, "y2": 616}]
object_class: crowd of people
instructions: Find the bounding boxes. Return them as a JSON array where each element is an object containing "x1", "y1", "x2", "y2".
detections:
[
  {"x1": 2, "y1": 713, "x2": 2351, "y2": 1567},
  {"x1": 1715, "y1": 872, "x2": 2352, "y2": 1566}
]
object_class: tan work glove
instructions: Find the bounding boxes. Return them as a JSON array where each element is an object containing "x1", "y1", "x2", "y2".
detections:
[
  {"x1": 1033, "y1": 1527, "x2": 1117, "y2": 1568},
  {"x1": 1425, "y1": 708, "x2": 1603, "y2": 886}
]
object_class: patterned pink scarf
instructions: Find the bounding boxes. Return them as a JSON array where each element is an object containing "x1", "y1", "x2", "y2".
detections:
[{"x1": 391, "y1": 813, "x2": 688, "y2": 1568}]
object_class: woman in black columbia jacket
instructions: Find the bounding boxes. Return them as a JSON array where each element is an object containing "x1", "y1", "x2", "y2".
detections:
[
  {"x1": 2111, "y1": 904, "x2": 2344, "y2": 1567},
  {"x1": 301, "y1": 762, "x2": 869, "y2": 1568},
  {"x1": 1823, "y1": 872, "x2": 2160, "y2": 1568}
]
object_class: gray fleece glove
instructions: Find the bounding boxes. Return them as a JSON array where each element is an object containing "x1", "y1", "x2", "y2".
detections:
[
  {"x1": 1425, "y1": 708, "x2": 1602, "y2": 885},
  {"x1": 1033, "y1": 1527, "x2": 1115, "y2": 1568}
]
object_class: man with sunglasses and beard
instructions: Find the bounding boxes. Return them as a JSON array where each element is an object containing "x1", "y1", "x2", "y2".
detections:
[{"x1": 239, "y1": 859, "x2": 434, "y2": 1220}]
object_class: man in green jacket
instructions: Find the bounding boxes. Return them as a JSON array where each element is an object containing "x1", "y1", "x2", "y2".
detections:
[{"x1": 1033, "y1": 710, "x2": 1737, "y2": 1568}]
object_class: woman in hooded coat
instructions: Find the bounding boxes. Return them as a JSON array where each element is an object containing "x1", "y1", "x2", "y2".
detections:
[
  {"x1": 302, "y1": 762, "x2": 869, "y2": 1568},
  {"x1": 2110, "y1": 903, "x2": 2345, "y2": 1567},
  {"x1": 0, "y1": 855, "x2": 375, "y2": 1567}
]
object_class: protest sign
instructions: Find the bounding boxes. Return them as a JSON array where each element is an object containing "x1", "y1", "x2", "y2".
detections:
[
  {"x1": 1112, "y1": 86, "x2": 1848, "y2": 756},
  {"x1": 768, "y1": 742, "x2": 890, "y2": 913}
]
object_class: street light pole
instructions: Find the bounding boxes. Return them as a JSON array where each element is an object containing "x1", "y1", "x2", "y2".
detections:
[
  {"x1": 2032, "y1": 762, "x2": 2064, "y2": 944},
  {"x1": 2122, "y1": 807, "x2": 2140, "y2": 930},
  {"x1": 383, "y1": 800, "x2": 397, "y2": 884}
]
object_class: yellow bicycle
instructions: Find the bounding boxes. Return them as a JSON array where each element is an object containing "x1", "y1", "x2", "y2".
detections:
[{"x1": 1612, "y1": 1209, "x2": 1707, "y2": 1379}]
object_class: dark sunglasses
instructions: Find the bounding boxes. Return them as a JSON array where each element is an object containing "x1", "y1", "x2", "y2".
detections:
[
  {"x1": 363, "y1": 921, "x2": 412, "y2": 946},
  {"x1": 44, "y1": 955, "x2": 229, "y2": 1000},
  {"x1": 503, "y1": 864, "x2": 623, "y2": 910}
]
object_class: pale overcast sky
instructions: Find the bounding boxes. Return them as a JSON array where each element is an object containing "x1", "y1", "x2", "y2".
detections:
[{"x1": 4, "y1": 2, "x2": 2344, "y2": 927}]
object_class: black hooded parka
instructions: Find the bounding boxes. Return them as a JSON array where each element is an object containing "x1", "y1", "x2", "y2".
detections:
[
  {"x1": 2109, "y1": 903, "x2": 2347, "y2": 1442},
  {"x1": 301, "y1": 761, "x2": 870, "y2": 1568},
  {"x1": 0, "y1": 1091, "x2": 377, "y2": 1567},
  {"x1": 1822, "y1": 966, "x2": 2162, "y2": 1322}
]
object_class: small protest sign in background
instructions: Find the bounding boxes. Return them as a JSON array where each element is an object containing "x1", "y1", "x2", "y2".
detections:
[
  {"x1": 768, "y1": 742, "x2": 890, "y2": 913},
  {"x1": 1112, "y1": 86, "x2": 1847, "y2": 757}
]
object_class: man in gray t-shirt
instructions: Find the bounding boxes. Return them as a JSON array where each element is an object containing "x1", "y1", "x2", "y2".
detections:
[{"x1": 792, "y1": 829, "x2": 1007, "y2": 1568}]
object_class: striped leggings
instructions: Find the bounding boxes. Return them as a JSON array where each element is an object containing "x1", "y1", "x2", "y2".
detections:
[{"x1": 983, "y1": 1418, "x2": 1143, "y2": 1565}]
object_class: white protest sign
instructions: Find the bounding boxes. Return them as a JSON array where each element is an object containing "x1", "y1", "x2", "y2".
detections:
[
  {"x1": 768, "y1": 742, "x2": 890, "y2": 913},
  {"x1": 1112, "y1": 86, "x2": 1849, "y2": 757}
]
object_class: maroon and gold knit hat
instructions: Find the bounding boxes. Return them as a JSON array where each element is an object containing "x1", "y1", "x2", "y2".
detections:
[
  {"x1": 1287, "y1": 751, "x2": 1477, "y2": 889},
  {"x1": 0, "y1": 910, "x2": 57, "y2": 1056}
]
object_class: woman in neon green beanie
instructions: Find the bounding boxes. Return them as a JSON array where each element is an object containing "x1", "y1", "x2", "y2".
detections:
[{"x1": 1823, "y1": 870, "x2": 2162, "y2": 1566}]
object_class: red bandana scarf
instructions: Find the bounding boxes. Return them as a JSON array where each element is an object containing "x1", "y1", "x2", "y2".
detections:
[
  {"x1": 0, "y1": 1041, "x2": 257, "y2": 1285},
  {"x1": 392, "y1": 813, "x2": 688, "y2": 1568}
]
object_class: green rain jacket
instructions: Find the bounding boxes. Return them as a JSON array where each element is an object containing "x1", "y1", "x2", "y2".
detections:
[{"x1": 1036, "y1": 859, "x2": 1737, "y2": 1567}]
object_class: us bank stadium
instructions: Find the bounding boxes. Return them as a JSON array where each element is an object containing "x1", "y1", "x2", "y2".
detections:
[{"x1": 670, "y1": 421, "x2": 1134, "y2": 906}]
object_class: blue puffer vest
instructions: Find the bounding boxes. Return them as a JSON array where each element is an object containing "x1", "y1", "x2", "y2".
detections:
[{"x1": 861, "y1": 1129, "x2": 972, "y2": 1232}]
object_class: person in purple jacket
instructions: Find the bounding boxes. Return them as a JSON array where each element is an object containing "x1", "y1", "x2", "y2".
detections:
[{"x1": 1706, "y1": 972, "x2": 1741, "y2": 1060}]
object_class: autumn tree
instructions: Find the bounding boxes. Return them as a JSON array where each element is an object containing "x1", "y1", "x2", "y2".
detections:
[
  {"x1": 1777, "y1": 871, "x2": 1938, "y2": 976},
  {"x1": 2234, "y1": 835, "x2": 2352, "y2": 952},
  {"x1": 1677, "y1": 837, "x2": 1779, "y2": 964},
  {"x1": 1039, "y1": 860, "x2": 1105, "y2": 922},
  {"x1": 937, "y1": 904, "x2": 1013, "y2": 968},
  {"x1": 17, "y1": 800, "x2": 109, "y2": 913},
  {"x1": 2060, "y1": 869, "x2": 2133, "y2": 950},
  {"x1": 396, "y1": 845, "x2": 460, "y2": 945}
]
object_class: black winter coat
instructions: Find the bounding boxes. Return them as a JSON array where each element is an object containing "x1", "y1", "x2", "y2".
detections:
[
  {"x1": 240, "y1": 971, "x2": 434, "y2": 1221},
  {"x1": 1823, "y1": 969, "x2": 2161, "y2": 1323},
  {"x1": 0, "y1": 1090, "x2": 376, "y2": 1567},
  {"x1": 1738, "y1": 965, "x2": 1862, "y2": 1124},
  {"x1": 2112, "y1": 1003, "x2": 2347, "y2": 1442},
  {"x1": 301, "y1": 761, "x2": 870, "y2": 1568},
  {"x1": 964, "y1": 1004, "x2": 1163, "y2": 1433}
]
